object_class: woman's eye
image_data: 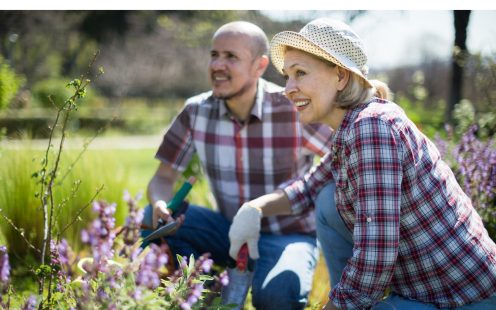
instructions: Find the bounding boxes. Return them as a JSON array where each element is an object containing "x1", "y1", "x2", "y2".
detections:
[{"x1": 296, "y1": 70, "x2": 305, "y2": 77}]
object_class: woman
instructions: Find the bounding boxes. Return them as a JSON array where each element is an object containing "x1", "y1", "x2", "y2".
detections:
[{"x1": 227, "y1": 18, "x2": 496, "y2": 309}]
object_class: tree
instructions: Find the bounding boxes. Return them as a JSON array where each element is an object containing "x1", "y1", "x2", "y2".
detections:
[{"x1": 447, "y1": 10, "x2": 471, "y2": 125}]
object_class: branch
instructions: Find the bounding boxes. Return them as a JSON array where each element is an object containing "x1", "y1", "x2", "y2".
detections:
[
  {"x1": 0, "y1": 210, "x2": 41, "y2": 255},
  {"x1": 57, "y1": 184, "x2": 105, "y2": 240}
]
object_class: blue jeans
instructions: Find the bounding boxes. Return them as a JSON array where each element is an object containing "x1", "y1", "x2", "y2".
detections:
[
  {"x1": 142, "y1": 204, "x2": 318, "y2": 310},
  {"x1": 315, "y1": 182, "x2": 496, "y2": 309}
]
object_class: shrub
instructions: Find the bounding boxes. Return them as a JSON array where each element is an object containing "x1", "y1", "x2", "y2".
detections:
[
  {"x1": 31, "y1": 78, "x2": 79, "y2": 109},
  {"x1": 0, "y1": 57, "x2": 25, "y2": 111}
]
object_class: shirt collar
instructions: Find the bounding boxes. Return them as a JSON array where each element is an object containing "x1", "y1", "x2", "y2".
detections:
[
  {"x1": 330, "y1": 100, "x2": 372, "y2": 153},
  {"x1": 216, "y1": 79, "x2": 265, "y2": 122}
]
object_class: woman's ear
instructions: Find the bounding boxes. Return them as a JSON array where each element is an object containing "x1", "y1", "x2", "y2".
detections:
[{"x1": 336, "y1": 67, "x2": 350, "y2": 91}]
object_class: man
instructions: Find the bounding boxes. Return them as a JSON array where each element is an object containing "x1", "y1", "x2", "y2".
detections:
[{"x1": 144, "y1": 21, "x2": 332, "y2": 309}]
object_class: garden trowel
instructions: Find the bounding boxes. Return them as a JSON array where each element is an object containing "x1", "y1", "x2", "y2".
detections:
[{"x1": 221, "y1": 244, "x2": 254, "y2": 309}]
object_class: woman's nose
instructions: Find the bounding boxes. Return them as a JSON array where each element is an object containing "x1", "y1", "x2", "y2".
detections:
[{"x1": 284, "y1": 79, "x2": 297, "y2": 98}]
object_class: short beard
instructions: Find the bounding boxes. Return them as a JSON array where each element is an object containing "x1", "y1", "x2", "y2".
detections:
[{"x1": 214, "y1": 80, "x2": 255, "y2": 101}]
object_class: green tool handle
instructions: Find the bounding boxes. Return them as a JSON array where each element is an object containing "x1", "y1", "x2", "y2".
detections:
[{"x1": 167, "y1": 176, "x2": 196, "y2": 213}]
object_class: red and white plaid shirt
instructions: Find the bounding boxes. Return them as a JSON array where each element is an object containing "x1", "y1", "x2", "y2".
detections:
[
  {"x1": 156, "y1": 79, "x2": 333, "y2": 234},
  {"x1": 284, "y1": 98, "x2": 496, "y2": 308}
]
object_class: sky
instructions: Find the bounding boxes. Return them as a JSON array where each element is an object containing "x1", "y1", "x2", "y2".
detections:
[{"x1": 262, "y1": 10, "x2": 496, "y2": 70}]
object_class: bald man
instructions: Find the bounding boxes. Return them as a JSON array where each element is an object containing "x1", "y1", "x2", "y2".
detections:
[{"x1": 144, "y1": 21, "x2": 333, "y2": 309}]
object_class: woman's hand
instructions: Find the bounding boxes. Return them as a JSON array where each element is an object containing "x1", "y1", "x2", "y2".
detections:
[
  {"x1": 229, "y1": 190, "x2": 293, "y2": 260},
  {"x1": 228, "y1": 203, "x2": 262, "y2": 260}
]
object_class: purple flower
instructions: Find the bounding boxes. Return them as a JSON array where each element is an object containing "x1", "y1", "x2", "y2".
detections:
[
  {"x1": 50, "y1": 239, "x2": 73, "y2": 292},
  {"x1": 200, "y1": 257, "x2": 213, "y2": 273},
  {"x1": 437, "y1": 124, "x2": 496, "y2": 240},
  {"x1": 0, "y1": 245, "x2": 10, "y2": 304},
  {"x1": 136, "y1": 243, "x2": 169, "y2": 289},
  {"x1": 0, "y1": 246, "x2": 10, "y2": 284},
  {"x1": 130, "y1": 288, "x2": 143, "y2": 301},
  {"x1": 81, "y1": 201, "x2": 117, "y2": 275},
  {"x1": 21, "y1": 295, "x2": 37, "y2": 310},
  {"x1": 219, "y1": 270, "x2": 229, "y2": 286},
  {"x1": 180, "y1": 301, "x2": 192, "y2": 310},
  {"x1": 120, "y1": 191, "x2": 145, "y2": 259}
]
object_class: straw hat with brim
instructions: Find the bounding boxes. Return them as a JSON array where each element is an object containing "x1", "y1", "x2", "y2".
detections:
[{"x1": 270, "y1": 18, "x2": 372, "y2": 88}]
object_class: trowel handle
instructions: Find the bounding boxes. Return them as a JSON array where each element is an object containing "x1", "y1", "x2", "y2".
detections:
[{"x1": 236, "y1": 244, "x2": 249, "y2": 271}]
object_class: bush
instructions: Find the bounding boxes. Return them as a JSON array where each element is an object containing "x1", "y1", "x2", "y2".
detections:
[
  {"x1": 31, "y1": 78, "x2": 98, "y2": 109},
  {"x1": 0, "y1": 57, "x2": 25, "y2": 111},
  {"x1": 31, "y1": 78, "x2": 77, "y2": 109}
]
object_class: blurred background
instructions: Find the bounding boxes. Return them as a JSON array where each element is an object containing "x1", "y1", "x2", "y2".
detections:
[{"x1": 0, "y1": 10, "x2": 495, "y2": 140}]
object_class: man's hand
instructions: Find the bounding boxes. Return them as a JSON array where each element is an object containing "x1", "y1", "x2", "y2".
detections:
[
  {"x1": 152, "y1": 200, "x2": 186, "y2": 233},
  {"x1": 228, "y1": 203, "x2": 262, "y2": 260}
]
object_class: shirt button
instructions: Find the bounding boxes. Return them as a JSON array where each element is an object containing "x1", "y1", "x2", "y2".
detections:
[{"x1": 366, "y1": 217, "x2": 372, "y2": 223}]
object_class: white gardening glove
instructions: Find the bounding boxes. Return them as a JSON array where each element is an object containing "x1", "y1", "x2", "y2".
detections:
[{"x1": 228, "y1": 203, "x2": 262, "y2": 260}]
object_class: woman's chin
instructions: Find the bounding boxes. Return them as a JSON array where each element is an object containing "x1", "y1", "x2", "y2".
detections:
[{"x1": 298, "y1": 112, "x2": 315, "y2": 125}]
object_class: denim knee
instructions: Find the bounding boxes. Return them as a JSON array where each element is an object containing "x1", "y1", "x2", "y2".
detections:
[{"x1": 251, "y1": 274, "x2": 306, "y2": 310}]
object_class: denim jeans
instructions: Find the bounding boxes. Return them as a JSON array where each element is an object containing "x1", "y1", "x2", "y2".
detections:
[
  {"x1": 314, "y1": 182, "x2": 496, "y2": 309},
  {"x1": 142, "y1": 204, "x2": 318, "y2": 310}
]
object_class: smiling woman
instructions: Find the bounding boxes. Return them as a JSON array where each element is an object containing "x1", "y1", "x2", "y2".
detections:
[{"x1": 228, "y1": 17, "x2": 496, "y2": 310}]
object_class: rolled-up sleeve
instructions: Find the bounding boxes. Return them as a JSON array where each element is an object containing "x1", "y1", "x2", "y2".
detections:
[
  {"x1": 282, "y1": 152, "x2": 335, "y2": 215},
  {"x1": 330, "y1": 118, "x2": 402, "y2": 309}
]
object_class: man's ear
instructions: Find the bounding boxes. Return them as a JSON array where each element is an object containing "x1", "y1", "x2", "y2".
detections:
[
  {"x1": 256, "y1": 55, "x2": 270, "y2": 76},
  {"x1": 336, "y1": 67, "x2": 350, "y2": 91}
]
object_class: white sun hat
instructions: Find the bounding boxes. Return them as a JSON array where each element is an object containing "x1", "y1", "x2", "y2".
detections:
[{"x1": 270, "y1": 18, "x2": 372, "y2": 87}]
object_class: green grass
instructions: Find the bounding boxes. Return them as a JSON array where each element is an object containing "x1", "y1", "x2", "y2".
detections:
[
  {"x1": 0, "y1": 148, "x2": 133, "y2": 258},
  {"x1": 91, "y1": 148, "x2": 157, "y2": 195}
]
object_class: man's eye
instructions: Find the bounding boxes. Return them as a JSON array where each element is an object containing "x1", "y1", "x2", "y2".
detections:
[{"x1": 296, "y1": 70, "x2": 305, "y2": 77}]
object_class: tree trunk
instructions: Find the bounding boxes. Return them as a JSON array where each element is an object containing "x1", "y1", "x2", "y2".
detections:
[{"x1": 446, "y1": 10, "x2": 471, "y2": 125}]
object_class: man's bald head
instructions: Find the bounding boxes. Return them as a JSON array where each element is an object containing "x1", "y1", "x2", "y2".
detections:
[{"x1": 213, "y1": 21, "x2": 269, "y2": 59}]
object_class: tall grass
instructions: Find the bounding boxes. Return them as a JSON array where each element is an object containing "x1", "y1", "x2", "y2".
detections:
[
  {"x1": 0, "y1": 146, "x2": 214, "y2": 262},
  {"x1": 0, "y1": 148, "x2": 129, "y2": 261}
]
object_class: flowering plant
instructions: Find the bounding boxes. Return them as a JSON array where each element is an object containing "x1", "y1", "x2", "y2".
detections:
[
  {"x1": 436, "y1": 124, "x2": 496, "y2": 240},
  {"x1": 0, "y1": 192, "x2": 231, "y2": 309}
]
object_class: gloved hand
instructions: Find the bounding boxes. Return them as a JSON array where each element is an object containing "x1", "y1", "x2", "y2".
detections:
[{"x1": 229, "y1": 203, "x2": 262, "y2": 260}]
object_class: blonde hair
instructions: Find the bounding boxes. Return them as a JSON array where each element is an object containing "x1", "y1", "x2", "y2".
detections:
[{"x1": 336, "y1": 76, "x2": 391, "y2": 108}]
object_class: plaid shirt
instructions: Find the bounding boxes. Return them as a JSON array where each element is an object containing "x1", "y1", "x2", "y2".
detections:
[
  {"x1": 284, "y1": 98, "x2": 496, "y2": 309},
  {"x1": 156, "y1": 79, "x2": 333, "y2": 234}
]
